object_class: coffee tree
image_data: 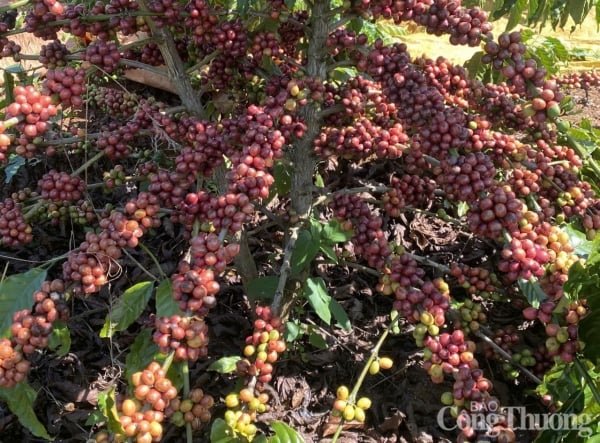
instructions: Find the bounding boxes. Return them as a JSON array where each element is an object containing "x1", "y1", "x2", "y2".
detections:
[{"x1": 1, "y1": 0, "x2": 600, "y2": 441}]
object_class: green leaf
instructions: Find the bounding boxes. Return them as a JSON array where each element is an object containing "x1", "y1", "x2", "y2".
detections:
[
  {"x1": 319, "y1": 244, "x2": 338, "y2": 263},
  {"x1": 247, "y1": 276, "x2": 278, "y2": 302},
  {"x1": 97, "y1": 387, "x2": 123, "y2": 434},
  {"x1": 85, "y1": 410, "x2": 106, "y2": 426},
  {"x1": 155, "y1": 279, "x2": 183, "y2": 317},
  {"x1": 330, "y1": 67, "x2": 359, "y2": 83},
  {"x1": 518, "y1": 277, "x2": 548, "y2": 308},
  {"x1": 125, "y1": 328, "x2": 159, "y2": 383},
  {"x1": 492, "y1": 0, "x2": 516, "y2": 20},
  {"x1": 0, "y1": 382, "x2": 52, "y2": 440},
  {"x1": 375, "y1": 21, "x2": 407, "y2": 43},
  {"x1": 569, "y1": 0, "x2": 593, "y2": 25},
  {"x1": 563, "y1": 224, "x2": 594, "y2": 257},
  {"x1": 304, "y1": 277, "x2": 331, "y2": 325},
  {"x1": 564, "y1": 260, "x2": 600, "y2": 302},
  {"x1": 580, "y1": 310, "x2": 600, "y2": 362},
  {"x1": 543, "y1": 36, "x2": 569, "y2": 61},
  {"x1": 290, "y1": 227, "x2": 321, "y2": 277},
  {"x1": 456, "y1": 201, "x2": 469, "y2": 218},
  {"x1": 272, "y1": 161, "x2": 292, "y2": 198},
  {"x1": 48, "y1": 320, "x2": 71, "y2": 356},
  {"x1": 4, "y1": 155, "x2": 25, "y2": 183},
  {"x1": 329, "y1": 298, "x2": 351, "y2": 331},
  {"x1": 321, "y1": 219, "x2": 353, "y2": 244},
  {"x1": 235, "y1": 0, "x2": 249, "y2": 17},
  {"x1": 506, "y1": 0, "x2": 527, "y2": 29},
  {"x1": 284, "y1": 321, "x2": 302, "y2": 342},
  {"x1": 208, "y1": 356, "x2": 242, "y2": 374},
  {"x1": 0, "y1": 268, "x2": 47, "y2": 338},
  {"x1": 308, "y1": 331, "x2": 328, "y2": 349},
  {"x1": 269, "y1": 421, "x2": 305, "y2": 443},
  {"x1": 210, "y1": 418, "x2": 237, "y2": 443},
  {"x1": 463, "y1": 51, "x2": 485, "y2": 79},
  {"x1": 100, "y1": 281, "x2": 154, "y2": 338},
  {"x1": 314, "y1": 173, "x2": 324, "y2": 188}
]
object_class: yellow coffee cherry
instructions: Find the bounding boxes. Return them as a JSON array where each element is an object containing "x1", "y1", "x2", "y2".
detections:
[
  {"x1": 356, "y1": 397, "x2": 372, "y2": 410},
  {"x1": 225, "y1": 393, "x2": 240, "y2": 408},
  {"x1": 354, "y1": 406, "x2": 366, "y2": 423},
  {"x1": 379, "y1": 357, "x2": 394, "y2": 370},
  {"x1": 336, "y1": 385, "x2": 350, "y2": 400},
  {"x1": 369, "y1": 360, "x2": 380, "y2": 375},
  {"x1": 343, "y1": 404, "x2": 355, "y2": 421}
]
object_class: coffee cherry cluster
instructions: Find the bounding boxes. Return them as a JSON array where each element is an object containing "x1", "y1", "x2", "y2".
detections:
[
  {"x1": 38, "y1": 170, "x2": 86, "y2": 202},
  {"x1": 544, "y1": 323, "x2": 580, "y2": 364},
  {"x1": 455, "y1": 396, "x2": 516, "y2": 442},
  {"x1": 223, "y1": 389, "x2": 269, "y2": 441},
  {"x1": 381, "y1": 174, "x2": 436, "y2": 217},
  {"x1": 451, "y1": 366, "x2": 494, "y2": 406},
  {"x1": 249, "y1": 31, "x2": 281, "y2": 61},
  {"x1": 131, "y1": 361, "x2": 178, "y2": 412},
  {"x1": 452, "y1": 299, "x2": 487, "y2": 334},
  {"x1": 89, "y1": 86, "x2": 139, "y2": 118},
  {"x1": 416, "y1": 2, "x2": 492, "y2": 47},
  {"x1": 449, "y1": 263, "x2": 502, "y2": 300},
  {"x1": 467, "y1": 185, "x2": 523, "y2": 241},
  {"x1": 368, "y1": 356, "x2": 394, "y2": 375},
  {"x1": 39, "y1": 40, "x2": 70, "y2": 69},
  {"x1": 315, "y1": 118, "x2": 408, "y2": 160},
  {"x1": 555, "y1": 71, "x2": 600, "y2": 90},
  {"x1": 422, "y1": 330, "x2": 477, "y2": 383},
  {"x1": 393, "y1": 278, "x2": 450, "y2": 327},
  {"x1": 23, "y1": 0, "x2": 64, "y2": 39},
  {"x1": 239, "y1": 306, "x2": 286, "y2": 384},
  {"x1": 498, "y1": 236, "x2": 550, "y2": 282},
  {"x1": 4, "y1": 85, "x2": 58, "y2": 157},
  {"x1": 117, "y1": 397, "x2": 165, "y2": 443},
  {"x1": 62, "y1": 212, "x2": 145, "y2": 294},
  {"x1": 438, "y1": 152, "x2": 496, "y2": 203},
  {"x1": 0, "y1": 36, "x2": 20, "y2": 59},
  {"x1": 0, "y1": 123, "x2": 13, "y2": 162},
  {"x1": 124, "y1": 192, "x2": 162, "y2": 231},
  {"x1": 43, "y1": 67, "x2": 86, "y2": 108},
  {"x1": 171, "y1": 260, "x2": 220, "y2": 315},
  {"x1": 179, "y1": 192, "x2": 254, "y2": 237},
  {"x1": 68, "y1": 199, "x2": 98, "y2": 225},
  {"x1": 0, "y1": 338, "x2": 30, "y2": 388},
  {"x1": 0, "y1": 197, "x2": 33, "y2": 248},
  {"x1": 11, "y1": 309, "x2": 54, "y2": 355},
  {"x1": 225, "y1": 307, "x2": 285, "y2": 440},
  {"x1": 188, "y1": 232, "x2": 241, "y2": 272},
  {"x1": 226, "y1": 107, "x2": 284, "y2": 199},
  {"x1": 0, "y1": 9, "x2": 17, "y2": 29},
  {"x1": 82, "y1": 40, "x2": 121, "y2": 74},
  {"x1": 153, "y1": 315, "x2": 209, "y2": 362},
  {"x1": 332, "y1": 385, "x2": 372, "y2": 423},
  {"x1": 102, "y1": 165, "x2": 127, "y2": 192},
  {"x1": 377, "y1": 252, "x2": 425, "y2": 296},
  {"x1": 330, "y1": 193, "x2": 392, "y2": 269},
  {"x1": 482, "y1": 31, "x2": 564, "y2": 126},
  {"x1": 410, "y1": 108, "x2": 469, "y2": 162},
  {"x1": 183, "y1": 0, "x2": 218, "y2": 48},
  {"x1": 102, "y1": 0, "x2": 143, "y2": 36},
  {"x1": 166, "y1": 388, "x2": 214, "y2": 429},
  {"x1": 326, "y1": 29, "x2": 368, "y2": 58},
  {"x1": 96, "y1": 121, "x2": 141, "y2": 159}
]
